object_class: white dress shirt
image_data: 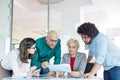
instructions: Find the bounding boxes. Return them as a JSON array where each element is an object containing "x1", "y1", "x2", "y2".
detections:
[{"x1": 1, "y1": 49, "x2": 31, "y2": 77}]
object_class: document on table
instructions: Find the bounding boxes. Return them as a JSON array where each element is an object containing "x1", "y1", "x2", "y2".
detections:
[{"x1": 47, "y1": 64, "x2": 71, "y2": 73}]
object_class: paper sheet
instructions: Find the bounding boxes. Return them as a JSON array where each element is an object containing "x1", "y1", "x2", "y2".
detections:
[{"x1": 47, "y1": 64, "x2": 71, "y2": 73}]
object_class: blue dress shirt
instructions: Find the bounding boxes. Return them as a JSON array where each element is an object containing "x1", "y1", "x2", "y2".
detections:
[{"x1": 87, "y1": 32, "x2": 120, "y2": 70}]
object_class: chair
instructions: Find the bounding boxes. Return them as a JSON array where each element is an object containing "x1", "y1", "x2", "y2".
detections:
[{"x1": 84, "y1": 63, "x2": 97, "y2": 76}]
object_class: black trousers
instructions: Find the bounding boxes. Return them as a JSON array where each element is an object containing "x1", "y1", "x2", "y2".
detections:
[{"x1": 0, "y1": 61, "x2": 12, "y2": 79}]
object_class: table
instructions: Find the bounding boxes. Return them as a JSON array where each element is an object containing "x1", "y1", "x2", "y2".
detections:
[{"x1": 2, "y1": 76, "x2": 103, "y2": 80}]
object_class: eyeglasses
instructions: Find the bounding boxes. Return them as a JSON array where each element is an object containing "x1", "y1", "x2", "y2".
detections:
[
  {"x1": 49, "y1": 39, "x2": 58, "y2": 43},
  {"x1": 30, "y1": 47, "x2": 36, "y2": 49}
]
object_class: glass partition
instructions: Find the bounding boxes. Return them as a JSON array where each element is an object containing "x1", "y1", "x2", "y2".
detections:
[
  {"x1": 12, "y1": 0, "x2": 84, "y2": 48},
  {"x1": 12, "y1": 0, "x2": 48, "y2": 45},
  {"x1": 0, "y1": 0, "x2": 13, "y2": 59}
]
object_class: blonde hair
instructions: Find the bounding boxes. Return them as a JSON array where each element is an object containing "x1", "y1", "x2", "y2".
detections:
[{"x1": 67, "y1": 38, "x2": 79, "y2": 48}]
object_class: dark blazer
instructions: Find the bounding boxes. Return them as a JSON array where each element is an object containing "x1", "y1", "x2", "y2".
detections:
[{"x1": 62, "y1": 52, "x2": 87, "y2": 74}]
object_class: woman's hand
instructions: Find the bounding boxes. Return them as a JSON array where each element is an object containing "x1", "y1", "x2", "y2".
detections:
[
  {"x1": 27, "y1": 66, "x2": 37, "y2": 77},
  {"x1": 70, "y1": 71, "x2": 80, "y2": 77},
  {"x1": 32, "y1": 69, "x2": 40, "y2": 77}
]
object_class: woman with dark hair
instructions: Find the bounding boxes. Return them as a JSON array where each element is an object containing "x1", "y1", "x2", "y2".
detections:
[
  {"x1": 77, "y1": 22, "x2": 120, "y2": 80},
  {"x1": 0, "y1": 38, "x2": 37, "y2": 78}
]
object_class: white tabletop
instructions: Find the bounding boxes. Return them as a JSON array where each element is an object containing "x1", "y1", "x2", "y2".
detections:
[{"x1": 2, "y1": 76, "x2": 103, "y2": 80}]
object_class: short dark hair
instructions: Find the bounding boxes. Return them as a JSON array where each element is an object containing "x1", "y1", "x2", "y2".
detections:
[
  {"x1": 77, "y1": 22, "x2": 99, "y2": 38},
  {"x1": 19, "y1": 38, "x2": 35, "y2": 63}
]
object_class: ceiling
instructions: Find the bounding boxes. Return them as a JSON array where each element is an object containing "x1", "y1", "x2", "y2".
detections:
[{"x1": 12, "y1": 0, "x2": 120, "y2": 44}]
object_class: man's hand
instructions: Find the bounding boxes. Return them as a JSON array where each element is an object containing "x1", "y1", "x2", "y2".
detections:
[
  {"x1": 82, "y1": 72, "x2": 94, "y2": 78},
  {"x1": 41, "y1": 61, "x2": 48, "y2": 68}
]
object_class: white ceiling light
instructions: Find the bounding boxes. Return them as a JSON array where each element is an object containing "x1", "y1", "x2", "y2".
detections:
[{"x1": 37, "y1": 0, "x2": 64, "y2": 5}]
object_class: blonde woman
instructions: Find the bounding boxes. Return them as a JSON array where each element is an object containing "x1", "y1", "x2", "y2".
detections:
[{"x1": 62, "y1": 39, "x2": 87, "y2": 77}]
